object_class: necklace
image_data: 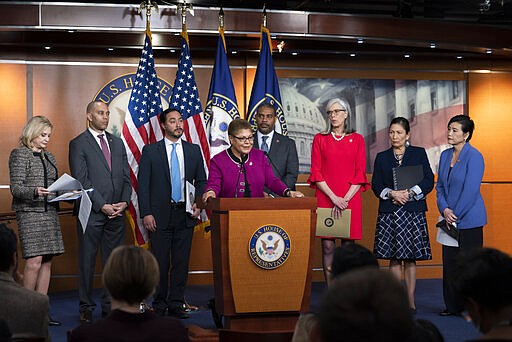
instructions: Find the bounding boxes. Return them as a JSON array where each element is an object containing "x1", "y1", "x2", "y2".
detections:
[
  {"x1": 394, "y1": 151, "x2": 404, "y2": 165},
  {"x1": 331, "y1": 132, "x2": 345, "y2": 141}
]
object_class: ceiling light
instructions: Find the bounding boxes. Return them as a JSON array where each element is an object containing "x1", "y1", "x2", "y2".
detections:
[
  {"x1": 404, "y1": 54, "x2": 410, "y2": 58},
  {"x1": 357, "y1": 38, "x2": 364, "y2": 44},
  {"x1": 231, "y1": 50, "x2": 237, "y2": 54},
  {"x1": 44, "y1": 46, "x2": 51, "y2": 50},
  {"x1": 486, "y1": 49, "x2": 493, "y2": 54},
  {"x1": 349, "y1": 53, "x2": 356, "y2": 57},
  {"x1": 430, "y1": 43, "x2": 436, "y2": 48},
  {"x1": 291, "y1": 52, "x2": 298, "y2": 56},
  {"x1": 456, "y1": 56, "x2": 463, "y2": 59},
  {"x1": 68, "y1": 30, "x2": 75, "y2": 33},
  {"x1": 170, "y1": 49, "x2": 176, "y2": 53},
  {"x1": 107, "y1": 47, "x2": 114, "y2": 51}
]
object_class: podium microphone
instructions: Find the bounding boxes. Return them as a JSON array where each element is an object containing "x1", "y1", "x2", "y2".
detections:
[
  {"x1": 263, "y1": 151, "x2": 283, "y2": 180},
  {"x1": 240, "y1": 154, "x2": 251, "y2": 198}
]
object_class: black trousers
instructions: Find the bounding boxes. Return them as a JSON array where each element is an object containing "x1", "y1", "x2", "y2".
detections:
[
  {"x1": 151, "y1": 207, "x2": 193, "y2": 311},
  {"x1": 77, "y1": 213, "x2": 125, "y2": 314},
  {"x1": 442, "y1": 226, "x2": 483, "y2": 313}
]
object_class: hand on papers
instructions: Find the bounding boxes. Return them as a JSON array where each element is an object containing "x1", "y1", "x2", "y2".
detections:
[
  {"x1": 35, "y1": 187, "x2": 52, "y2": 197},
  {"x1": 330, "y1": 195, "x2": 349, "y2": 210},
  {"x1": 443, "y1": 208, "x2": 458, "y2": 225},
  {"x1": 143, "y1": 215, "x2": 157, "y2": 232}
]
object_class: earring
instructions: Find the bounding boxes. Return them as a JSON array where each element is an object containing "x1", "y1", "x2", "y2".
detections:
[{"x1": 405, "y1": 140, "x2": 410, "y2": 147}]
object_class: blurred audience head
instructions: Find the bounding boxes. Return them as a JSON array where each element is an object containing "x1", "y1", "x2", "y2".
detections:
[
  {"x1": 331, "y1": 242, "x2": 378, "y2": 278},
  {"x1": 0, "y1": 224, "x2": 17, "y2": 274},
  {"x1": 314, "y1": 268, "x2": 413, "y2": 342},
  {"x1": 408, "y1": 319, "x2": 444, "y2": 342},
  {"x1": 102, "y1": 246, "x2": 159, "y2": 306},
  {"x1": 452, "y1": 247, "x2": 512, "y2": 334}
]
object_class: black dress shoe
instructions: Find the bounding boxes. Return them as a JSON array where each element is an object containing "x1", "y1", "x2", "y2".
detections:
[
  {"x1": 439, "y1": 309, "x2": 456, "y2": 316},
  {"x1": 48, "y1": 316, "x2": 62, "y2": 326},
  {"x1": 79, "y1": 311, "x2": 93, "y2": 324},
  {"x1": 168, "y1": 307, "x2": 189, "y2": 319}
]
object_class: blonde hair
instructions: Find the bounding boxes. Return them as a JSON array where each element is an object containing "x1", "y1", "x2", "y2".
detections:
[
  {"x1": 322, "y1": 98, "x2": 354, "y2": 135},
  {"x1": 19, "y1": 116, "x2": 53, "y2": 149},
  {"x1": 102, "y1": 246, "x2": 159, "y2": 305}
]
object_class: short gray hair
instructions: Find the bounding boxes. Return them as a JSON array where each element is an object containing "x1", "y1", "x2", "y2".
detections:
[{"x1": 323, "y1": 98, "x2": 354, "y2": 134}]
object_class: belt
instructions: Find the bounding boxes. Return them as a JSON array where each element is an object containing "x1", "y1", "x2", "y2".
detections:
[{"x1": 170, "y1": 202, "x2": 185, "y2": 209}]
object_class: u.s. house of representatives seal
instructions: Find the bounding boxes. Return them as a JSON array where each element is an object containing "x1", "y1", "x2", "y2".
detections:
[{"x1": 249, "y1": 225, "x2": 291, "y2": 270}]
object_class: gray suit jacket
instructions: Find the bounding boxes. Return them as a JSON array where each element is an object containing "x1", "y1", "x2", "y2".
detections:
[
  {"x1": 254, "y1": 131, "x2": 299, "y2": 192},
  {"x1": 0, "y1": 272, "x2": 49, "y2": 341},
  {"x1": 69, "y1": 130, "x2": 131, "y2": 215}
]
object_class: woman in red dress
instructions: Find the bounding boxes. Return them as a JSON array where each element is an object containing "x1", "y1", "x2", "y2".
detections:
[{"x1": 308, "y1": 98, "x2": 369, "y2": 286}]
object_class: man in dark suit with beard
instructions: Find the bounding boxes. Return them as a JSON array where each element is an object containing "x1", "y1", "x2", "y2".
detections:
[
  {"x1": 138, "y1": 108, "x2": 207, "y2": 319},
  {"x1": 253, "y1": 103, "x2": 299, "y2": 196},
  {"x1": 69, "y1": 100, "x2": 131, "y2": 324}
]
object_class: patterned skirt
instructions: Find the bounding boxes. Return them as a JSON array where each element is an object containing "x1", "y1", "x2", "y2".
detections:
[
  {"x1": 16, "y1": 209, "x2": 65, "y2": 259},
  {"x1": 373, "y1": 207, "x2": 432, "y2": 260}
]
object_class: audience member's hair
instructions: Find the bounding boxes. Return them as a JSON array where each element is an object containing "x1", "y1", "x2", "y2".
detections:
[
  {"x1": 0, "y1": 318, "x2": 11, "y2": 342},
  {"x1": 228, "y1": 118, "x2": 252, "y2": 136},
  {"x1": 0, "y1": 224, "x2": 17, "y2": 273},
  {"x1": 452, "y1": 247, "x2": 512, "y2": 312},
  {"x1": 316, "y1": 268, "x2": 413, "y2": 342},
  {"x1": 408, "y1": 319, "x2": 444, "y2": 342},
  {"x1": 102, "y1": 246, "x2": 159, "y2": 305},
  {"x1": 331, "y1": 242, "x2": 378, "y2": 278},
  {"x1": 19, "y1": 115, "x2": 53, "y2": 149}
]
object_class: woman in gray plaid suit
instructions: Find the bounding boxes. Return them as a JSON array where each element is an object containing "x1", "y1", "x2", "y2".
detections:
[{"x1": 9, "y1": 116, "x2": 64, "y2": 324}]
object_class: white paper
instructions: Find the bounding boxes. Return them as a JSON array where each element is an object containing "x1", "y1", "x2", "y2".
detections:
[
  {"x1": 47, "y1": 173, "x2": 82, "y2": 192},
  {"x1": 435, "y1": 216, "x2": 459, "y2": 247},
  {"x1": 48, "y1": 188, "x2": 93, "y2": 202},
  {"x1": 78, "y1": 189, "x2": 92, "y2": 233},
  {"x1": 185, "y1": 181, "x2": 196, "y2": 215}
]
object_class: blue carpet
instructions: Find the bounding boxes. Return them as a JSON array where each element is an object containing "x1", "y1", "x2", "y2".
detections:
[{"x1": 49, "y1": 279, "x2": 479, "y2": 342}]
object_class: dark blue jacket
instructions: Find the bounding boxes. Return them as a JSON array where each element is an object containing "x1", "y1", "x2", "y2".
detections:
[{"x1": 372, "y1": 146, "x2": 434, "y2": 213}]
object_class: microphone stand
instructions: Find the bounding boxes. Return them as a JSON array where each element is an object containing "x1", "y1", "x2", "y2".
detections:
[{"x1": 240, "y1": 154, "x2": 251, "y2": 197}]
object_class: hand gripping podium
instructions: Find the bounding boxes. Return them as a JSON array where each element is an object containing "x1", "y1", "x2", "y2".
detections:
[{"x1": 207, "y1": 197, "x2": 317, "y2": 331}]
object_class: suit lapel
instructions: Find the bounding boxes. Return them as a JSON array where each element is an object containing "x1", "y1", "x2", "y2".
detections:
[
  {"x1": 269, "y1": 132, "x2": 281, "y2": 158},
  {"x1": 85, "y1": 130, "x2": 110, "y2": 172},
  {"x1": 158, "y1": 140, "x2": 172, "y2": 187}
]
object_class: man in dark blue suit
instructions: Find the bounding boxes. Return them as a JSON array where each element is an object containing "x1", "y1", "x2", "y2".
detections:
[
  {"x1": 138, "y1": 108, "x2": 206, "y2": 319},
  {"x1": 69, "y1": 100, "x2": 132, "y2": 323},
  {"x1": 253, "y1": 103, "x2": 299, "y2": 196}
]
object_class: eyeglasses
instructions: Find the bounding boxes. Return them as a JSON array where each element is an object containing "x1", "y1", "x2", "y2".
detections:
[
  {"x1": 231, "y1": 135, "x2": 254, "y2": 143},
  {"x1": 327, "y1": 108, "x2": 347, "y2": 116}
]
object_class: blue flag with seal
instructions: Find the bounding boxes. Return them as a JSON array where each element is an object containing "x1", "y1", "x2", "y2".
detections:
[
  {"x1": 205, "y1": 27, "x2": 240, "y2": 157},
  {"x1": 247, "y1": 26, "x2": 287, "y2": 135}
]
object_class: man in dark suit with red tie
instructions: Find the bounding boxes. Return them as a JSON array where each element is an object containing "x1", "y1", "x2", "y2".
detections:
[
  {"x1": 253, "y1": 103, "x2": 299, "y2": 196},
  {"x1": 138, "y1": 108, "x2": 206, "y2": 319},
  {"x1": 69, "y1": 101, "x2": 132, "y2": 324}
]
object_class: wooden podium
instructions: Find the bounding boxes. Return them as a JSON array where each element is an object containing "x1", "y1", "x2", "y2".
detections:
[{"x1": 207, "y1": 197, "x2": 317, "y2": 331}]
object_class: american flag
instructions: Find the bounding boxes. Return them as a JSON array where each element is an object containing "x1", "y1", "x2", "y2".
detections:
[
  {"x1": 169, "y1": 32, "x2": 210, "y2": 232},
  {"x1": 122, "y1": 28, "x2": 163, "y2": 247},
  {"x1": 169, "y1": 33, "x2": 210, "y2": 172}
]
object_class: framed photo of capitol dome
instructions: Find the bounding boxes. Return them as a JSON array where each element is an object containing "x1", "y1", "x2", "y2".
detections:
[{"x1": 278, "y1": 78, "x2": 466, "y2": 174}]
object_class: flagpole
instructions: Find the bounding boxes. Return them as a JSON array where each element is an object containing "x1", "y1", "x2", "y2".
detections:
[
  {"x1": 176, "y1": 1, "x2": 193, "y2": 43},
  {"x1": 139, "y1": 0, "x2": 158, "y2": 34}
]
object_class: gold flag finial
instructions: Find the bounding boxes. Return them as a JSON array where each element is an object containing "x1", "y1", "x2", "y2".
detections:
[
  {"x1": 177, "y1": 1, "x2": 194, "y2": 29},
  {"x1": 262, "y1": 4, "x2": 267, "y2": 28},
  {"x1": 138, "y1": 0, "x2": 158, "y2": 28},
  {"x1": 219, "y1": 7, "x2": 224, "y2": 29}
]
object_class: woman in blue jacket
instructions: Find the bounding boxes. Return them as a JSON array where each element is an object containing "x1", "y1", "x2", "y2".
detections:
[
  {"x1": 372, "y1": 117, "x2": 434, "y2": 313},
  {"x1": 436, "y1": 114, "x2": 487, "y2": 316}
]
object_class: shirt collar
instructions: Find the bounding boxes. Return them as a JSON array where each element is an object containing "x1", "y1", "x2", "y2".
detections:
[{"x1": 165, "y1": 137, "x2": 182, "y2": 146}]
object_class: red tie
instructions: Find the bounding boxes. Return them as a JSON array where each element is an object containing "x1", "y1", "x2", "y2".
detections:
[{"x1": 98, "y1": 134, "x2": 111, "y2": 170}]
